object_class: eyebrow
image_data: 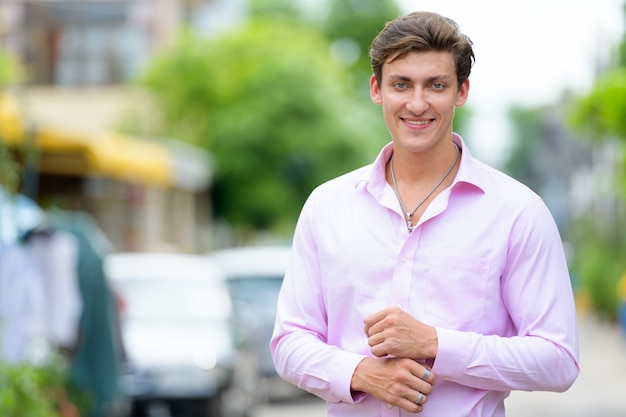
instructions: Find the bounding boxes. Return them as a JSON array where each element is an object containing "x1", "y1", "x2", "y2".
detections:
[
  {"x1": 387, "y1": 73, "x2": 452, "y2": 83},
  {"x1": 388, "y1": 74, "x2": 412, "y2": 82}
]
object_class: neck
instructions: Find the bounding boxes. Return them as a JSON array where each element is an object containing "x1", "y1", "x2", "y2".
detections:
[
  {"x1": 388, "y1": 141, "x2": 460, "y2": 186},
  {"x1": 388, "y1": 141, "x2": 460, "y2": 231}
]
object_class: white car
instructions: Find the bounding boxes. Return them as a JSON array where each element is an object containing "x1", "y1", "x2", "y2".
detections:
[{"x1": 105, "y1": 252, "x2": 252, "y2": 417}]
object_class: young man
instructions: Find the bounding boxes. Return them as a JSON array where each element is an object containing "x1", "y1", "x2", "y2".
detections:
[{"x1": 270, "y1": 11, "x2": 579, "y2": 416}]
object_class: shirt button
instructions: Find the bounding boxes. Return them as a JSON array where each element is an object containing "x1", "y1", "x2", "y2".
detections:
[{"x1": 401, "y1": 257, "x2": 408, "y2": 263}]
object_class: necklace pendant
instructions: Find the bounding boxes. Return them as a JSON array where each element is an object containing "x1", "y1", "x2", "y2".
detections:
[{"x1": 406, "y1": 213, "x2": 415, "y2": 232}]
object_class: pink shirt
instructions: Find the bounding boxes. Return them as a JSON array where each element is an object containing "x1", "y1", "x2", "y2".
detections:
[{"x1": 271, "y1": 135, "x2": 579, "y2": 417}]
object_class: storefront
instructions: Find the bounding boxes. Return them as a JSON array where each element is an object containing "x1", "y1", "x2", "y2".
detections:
[{"x1": 0, "y1": 93, "x2": 212, "y2": 253}]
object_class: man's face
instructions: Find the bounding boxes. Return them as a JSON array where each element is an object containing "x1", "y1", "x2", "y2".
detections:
[{"x1": 370, "y1": 50, "x2": 469, "y2": 154}]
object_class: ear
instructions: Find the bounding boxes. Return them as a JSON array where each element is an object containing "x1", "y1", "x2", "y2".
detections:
[
  {"x1": 370, "y1": 74, "x2": 383, "y2": 104},
  {"x1": 455, "y1": 78, "x2": 470, "y2": 107}
]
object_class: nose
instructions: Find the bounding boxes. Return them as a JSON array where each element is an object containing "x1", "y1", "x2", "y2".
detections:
[{"x1": 405, "y1": 89, "x2": 428, "y2": 114}]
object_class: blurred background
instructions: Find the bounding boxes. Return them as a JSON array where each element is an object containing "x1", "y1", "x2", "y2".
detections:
[{"x1": 1, "y1": 0, "x2": 625, "y2": 416}]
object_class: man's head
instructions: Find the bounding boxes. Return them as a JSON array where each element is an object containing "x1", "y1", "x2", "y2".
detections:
[{"x1": 370, "y1": 12, "x2": 475, "y2": 91}]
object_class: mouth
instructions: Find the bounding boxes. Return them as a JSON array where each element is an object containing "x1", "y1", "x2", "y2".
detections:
[{"x1": 401, "y1": 118, "x2": 433, "y2": 128}]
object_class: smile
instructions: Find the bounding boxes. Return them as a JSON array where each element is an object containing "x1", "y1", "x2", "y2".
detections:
[{"x1": 403, "y1": 119, "x2": 431, "y2": 126}]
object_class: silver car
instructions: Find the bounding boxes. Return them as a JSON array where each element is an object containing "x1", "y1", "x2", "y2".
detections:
[
  {"x1": 105, "y1": 252, "x2": 251, "y2": 417},
  {"x1": 212, "y1": 245, "x2": 304, "y2": 402}
]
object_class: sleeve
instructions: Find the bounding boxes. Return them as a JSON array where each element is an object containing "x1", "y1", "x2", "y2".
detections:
[
  {"x1": 270, "y1": 191, "x2": 367, "y2": 404},
  {"x1": 433, "y1": 198, "x2": 580, "y2": 392}
]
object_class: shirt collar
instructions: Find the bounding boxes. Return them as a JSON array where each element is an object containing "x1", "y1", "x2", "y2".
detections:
[{"x1": 355, "y1": 133, "x2": 486, "y2": 195}]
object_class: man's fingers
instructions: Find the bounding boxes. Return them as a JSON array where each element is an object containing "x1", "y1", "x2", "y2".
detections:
[{"x1": 363, "y1": 306, "x2": 404, "y2": 335}]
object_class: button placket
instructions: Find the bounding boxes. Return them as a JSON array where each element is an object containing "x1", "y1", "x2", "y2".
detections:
[{"x1": 390, "y1": 228, "x2": 420, "y2": 309}]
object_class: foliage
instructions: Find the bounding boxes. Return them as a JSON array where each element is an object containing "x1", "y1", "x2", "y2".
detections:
[
  {"x1": 565, "y1": 3, "x2": 626, "y2": 319},
  {"x1": 567, "y1": 218, "x2": 624, "y2": 320},
  {"x1": 322, "y1": 0, "x2": 401, "y2": 95},
  {"x1": 568, "y1": 69, "x2": 626, "y2": 142},
  {"x1": 249, "y1": 0, "x2": 301, "y2": 18},
  {"x1": 323, "y1": 0, "x2": 400, "y2": 55},
  {"x1": 129, "y1": 19, "x2": 387, "y2": 235},
  {"x1": 0, "y1": 356, "x2": 86, "y2": 417},
  {"x1": 0, "y1": 49, "x2": 22, "y2": 89},
  {"x1": 0, "y1": 140, "x2": 20, "y2": 193},
  {"x1": 0, "y1": 49, "x2": 23, "y2": 193}
]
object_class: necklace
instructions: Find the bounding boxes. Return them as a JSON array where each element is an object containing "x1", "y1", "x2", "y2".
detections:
[{"x1": 390, "y1": 142, "x2": 459, "y2": 232}]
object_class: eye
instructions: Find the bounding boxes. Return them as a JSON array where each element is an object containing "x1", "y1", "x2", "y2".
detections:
[
  {"x1": 392, "y1": 82, "x2": 409, "y2": 90},
  {"x1": 432, "y1": 82, "x2": 445, "y2": 90}
]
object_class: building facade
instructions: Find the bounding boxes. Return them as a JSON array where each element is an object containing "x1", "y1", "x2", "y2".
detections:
[{"x1": 0, "y1": 0, "x2": 217, "y2": 253}]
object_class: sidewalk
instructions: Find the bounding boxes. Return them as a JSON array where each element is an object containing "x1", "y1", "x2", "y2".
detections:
[{"x1": 505, "y1": 312, "x2": 626, "y2": 417}]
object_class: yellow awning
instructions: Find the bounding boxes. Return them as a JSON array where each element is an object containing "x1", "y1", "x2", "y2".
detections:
[
  {"x1": 36, "y1": 127, "x2": 172, "y2": 186},
  {"x1": 1, "y1": 94, "x2": 172, "y2": 186}
]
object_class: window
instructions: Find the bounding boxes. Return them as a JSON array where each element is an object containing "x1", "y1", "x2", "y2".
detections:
[{"x1": 23, "y1": 1, "x2": 151, "y2": 85}]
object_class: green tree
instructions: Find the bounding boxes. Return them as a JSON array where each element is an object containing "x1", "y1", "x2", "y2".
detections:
[
  {"x1": 249, "y1": 0, "x2": 301, "y2": 18},
  {"x1": 569, "y1": 69, "x2": 626, "y2": 143},
  {"x1": 569, "y1": 1, "x2": 626, "y2": 146},
  {"x1": 130, "y1": 20, "x2": 387, "y2": 236},
  {"x1": 322, "y1": 0, "x2": 401, "y2": 95},
  {"x1": 565, "y1": 2, "x2": 626, "y2": 318}
]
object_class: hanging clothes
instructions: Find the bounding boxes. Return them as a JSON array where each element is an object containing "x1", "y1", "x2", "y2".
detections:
[
  {"x1": 0, "y1": 240, "x2": 45, "y2": 363},
  {"x1": 47, "y1": 210, "x2": 127, "y2": 417},
  {"x1": 0, "y1": 186, "x2": 47, "y2": 364},
  {"x1": 24, "y1": 228, "x2": 82, "y2": 351}
]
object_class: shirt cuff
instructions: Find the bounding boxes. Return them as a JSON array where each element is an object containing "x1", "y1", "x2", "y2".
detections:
[
  {"x1": 432, "y1": 326, "x2": 471, "y2": 380},
  {"x1": 329, "y1": 352, "x2": 369, "y2": 404}
]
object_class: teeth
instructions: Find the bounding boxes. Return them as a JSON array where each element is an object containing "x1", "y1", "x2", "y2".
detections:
[{"x1": 405, "y1": 120, "x2": 429, "y2": 125}]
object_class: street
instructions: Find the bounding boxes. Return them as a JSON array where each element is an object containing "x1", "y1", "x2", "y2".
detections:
[
  {"x1": 254, "y1": 312, "x2": 626, "y2": 417},
  {"x1": 252, "y1": 395, "x2": 326, "y2": 417},
  {"x1": 506, "y1": 311, "x2": 626, "y2": 417}
]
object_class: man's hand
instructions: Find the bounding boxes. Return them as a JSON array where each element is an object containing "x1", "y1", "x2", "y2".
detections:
[
  {"x1": 351, "y1": 356, "x2": 436, "y2": 412},
  {"x1": 364, "y1": 306, "x2": 438, "y2": 360}
]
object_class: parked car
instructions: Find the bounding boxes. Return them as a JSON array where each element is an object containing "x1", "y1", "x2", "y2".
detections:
[
  {"x1": 212, "y1": 245, "x2": 304, "y2": 401},
  {"x1": 104, "y1": 252, "x2": 253, "y2": 417}
]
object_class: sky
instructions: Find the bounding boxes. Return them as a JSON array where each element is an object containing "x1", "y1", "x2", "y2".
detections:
[{"x1": 397, "y1": 0, "x2": 625, "y2": 166}]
